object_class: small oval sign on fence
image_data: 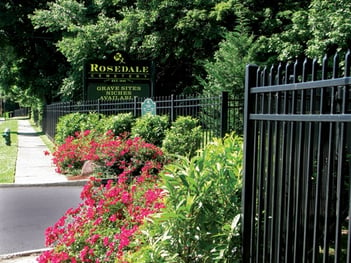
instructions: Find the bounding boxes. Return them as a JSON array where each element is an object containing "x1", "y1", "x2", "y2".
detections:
[{"x1": 141, "y1": 98, "x2": 156, "y2": 116}]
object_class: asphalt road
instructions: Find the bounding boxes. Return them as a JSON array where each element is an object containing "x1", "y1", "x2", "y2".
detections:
[{"x1": 0, "y1": 185, "x2": 84, "y2": 255}]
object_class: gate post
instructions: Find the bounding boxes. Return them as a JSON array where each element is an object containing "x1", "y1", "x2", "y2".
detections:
[
  {"x1": 220, "y1": 91, "x2": 228, "y2": 137},
  {"x1": 242, "y1": 64, "x2": 259, "y2": 262}
]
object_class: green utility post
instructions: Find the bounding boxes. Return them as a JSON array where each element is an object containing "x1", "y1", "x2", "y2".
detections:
[{"x1": 2, "y1": 128, "x2": 11, "y2": 146}]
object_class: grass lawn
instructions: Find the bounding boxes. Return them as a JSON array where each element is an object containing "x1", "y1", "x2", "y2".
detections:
[{"x1": 0, "y1": 118, "x2": 18, "y2": 183}]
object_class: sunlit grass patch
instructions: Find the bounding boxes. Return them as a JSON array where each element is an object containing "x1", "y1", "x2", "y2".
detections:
[{"x1": 0, "y1": 119, "x2": 18, "y2": 183}]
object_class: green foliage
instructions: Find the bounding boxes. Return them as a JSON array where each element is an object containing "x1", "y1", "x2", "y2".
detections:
[
  {"x1": 29, "y1": 0, "x2": 245, "y2": 97},
  {"x1": 54, "y1": 112, "x2": 105, "y2": 144},
  {"x1": 0, "y1": 1, "x2": 69, "y2": 105},
  {"x1": 79, "y1": 112, "x2": 105, "y2": 132},
  {"x1": 127, "y1": 133, "x2": 243, "y2": 262},
  {"x1": 2, "y1": 0, "x2": 350, "y2": 104},
  {"x1": 131, "y1": 114, "x2": 169, "y2": 147},
  {"x1": 202, "y1": 30, "x2": 255, "y2": 98},
  {"x1": 104, "y1": 113, "x2": 135, "y2": 136},
  {"x1": 55, "y1": 113, "x2": 86, "y2": 144},
  {"x1": 306, "y1": 0, "x2": 351, "y2": 58},
  {"x1": 162, "y1": 116, "x2": 202, "y2": 158},
  {"x1": 254, "y1": 0, "x2": 351, "y2": 62}
]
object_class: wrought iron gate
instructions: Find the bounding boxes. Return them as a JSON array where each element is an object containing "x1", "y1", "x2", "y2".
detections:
[{"x1": 243, "y1": 52, "x2": 351, "y2": 262}]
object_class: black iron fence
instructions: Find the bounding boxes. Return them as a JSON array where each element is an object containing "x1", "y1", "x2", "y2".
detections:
[
  {"x1": 243, "y1": 52, "x2": 351, "y2": 262},
  {"x1": 10, "y1": 107, "x2": 30, "y2": 118},
  {"x1": 42, "y1": 92, "x2": 243, "y2": 143}
]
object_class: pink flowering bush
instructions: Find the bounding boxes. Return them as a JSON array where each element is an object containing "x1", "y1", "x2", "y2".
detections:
[
  {"x1": 52, "y1": 130, "x2": 165, "y2": 179},
  {"x1": 37, "y1": 173, "x2": 166, "y2": 262},
  {"x1": 52, "y1": 130, "x2": 94, "y2": 175}
]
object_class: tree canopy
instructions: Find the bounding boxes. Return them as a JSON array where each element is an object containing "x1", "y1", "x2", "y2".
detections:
[
  {"x1": 1, "y1": 0, "x2": 351, "y2": 105},
  {"x1": 0, "y1": 0, "x2": 69, "y2": 105}
]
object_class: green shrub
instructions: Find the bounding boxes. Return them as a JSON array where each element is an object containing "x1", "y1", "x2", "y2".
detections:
[
  {"x1": 131, "y1": 114, "x2": 169, "y2": 147},
  {"x1": 126, "y1": 133, "x2": 243, "y2": 262},
  {"x1": 55, "y1": 113, "x2": 84, "y2": 144},
  {"x1": 79, "y1": 112, "x2": 106, "y2": 133},
  {"x1": 55, "y1": 112, "x2": 105, "y2": 144},
  {"x1": 104, "y1": 112, "x2": 135, "y2": 136},
  {"x1": 162, "y1": 116, "x2": 202, "y2": 158}
]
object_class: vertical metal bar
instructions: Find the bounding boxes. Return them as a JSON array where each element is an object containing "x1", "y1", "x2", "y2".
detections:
[
  {"x1": 220, "y1": 91, "x2": 228, "y2": 137},
  {"x1": 312, "y1": 54, "x2": 328, "y2": 262},
  {"x1": 133, "y1": 96, "x2": 137, "y2": 117},
  {"x1": 256, "y1": 68, "x2": 267, "y2": 263},
  {"x1": 322, "y1": 120, "x2": 334, "y2": 263},
  {"x1": 170, "y1": 94, "x2": 174, "y2": 122},
  {"x1": 243, "y1": 64, "x2": 259, "y2": 262},
  {"x1": 333, "y1": 51, "x2": 349, "y2": 263},
  {"x1": 322, "y1": 53, "x2": 339, "y2": 263},
  {"x1": 284, "y1": 61, "x2": 296, "y2": 263},
  {"x1": 274, "y1": 62, "x2": 285, "y2": 263},
  {"x1": 344, "y1": 49, "x2": 351, "y2": 263},
  {"x1": 334, "y1": 123, "x2": 345, "y2": 263},
  {"x1": 293, "y1": 58, "x2": 305, "y2": 263},
  {"x1": 256, "y1": 66, "x2": 266, "y2": 262},
  {"x1": 251, "y1": 74, "x2": 261, "y2": 263},
  {"x1": 268, "y1": 64, "x2": 278, "y2": 263},
  {"x1": 302, "y1": 58, "x2": 317, "y2": 262}
]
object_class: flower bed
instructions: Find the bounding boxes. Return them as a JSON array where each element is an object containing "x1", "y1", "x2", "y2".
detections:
[
  {"x1": 38, "y1": 173, "x2": 166, "y2": 263},
  {"x1": 52, "y1": 130, "x2": 166, "y2": 180}
]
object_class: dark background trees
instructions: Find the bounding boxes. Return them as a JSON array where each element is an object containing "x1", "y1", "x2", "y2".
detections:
[
  {"x1": 0, "y1": 0, "x2": 69, "y2": 106},
  {"x1": 1, "y1": 0, "x2": 350, "y2": 106}
]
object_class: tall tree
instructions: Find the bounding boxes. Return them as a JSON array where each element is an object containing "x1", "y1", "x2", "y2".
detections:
[
  {"x1": 0, "y1": 0, "x2": 69, "y2": 105},
  {"x1": 253, "y1": 0, "x2": 351, "y2": 62},
  {"x1": 31, "y1": 0, "x2": 245, "y2": 98}
]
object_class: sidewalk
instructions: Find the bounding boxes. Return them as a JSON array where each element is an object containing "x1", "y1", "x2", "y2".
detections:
[
  {"x1": 0, "y1": 119, "x2": 85, "y2": 262},
  {"x1": 14, "y1": 119, "x2": 68, "y2": 185}
]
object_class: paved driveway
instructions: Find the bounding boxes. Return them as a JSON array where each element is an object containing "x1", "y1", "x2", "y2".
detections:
[{"x1": 0, "y1": 185, "x2": 83, "y2": 255}]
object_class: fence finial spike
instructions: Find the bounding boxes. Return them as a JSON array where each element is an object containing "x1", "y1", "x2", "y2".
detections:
[{"x1": 344, "y1": 49, "x2": 351, "y2": 76}]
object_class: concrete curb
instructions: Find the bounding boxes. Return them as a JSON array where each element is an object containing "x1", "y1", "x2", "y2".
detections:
[
  {"x1": 0, "y1": 248, "x2": 50, "y2": 260},
  {"x1": 0, "y1": 180, "x2": 88, "y2": 188}
]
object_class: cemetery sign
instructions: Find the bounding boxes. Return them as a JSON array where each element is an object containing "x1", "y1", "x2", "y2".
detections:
[{"x1": 84, "y1": 52, "x2": 153, "y2": 100}]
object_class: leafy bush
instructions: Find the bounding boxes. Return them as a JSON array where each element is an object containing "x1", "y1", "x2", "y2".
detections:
[
  {"x1": 55, "y1": 113, "x2": 85, "y2": 144},
  {"x1": 55, "y1": 112, "x2": 106, "y2": 144},
  {"x1": 131, "y1": 114, "x2": 169, "y2": 147},
  {"x1": 126, "y1": 133, "x2": 243, "y2": 262},
  {"x1": 79, "y1": 112, "x2": 106, "y2": 133},
  {"x1": 162, "y1": 116, "x2": 202, "y2": 158},
  {"x1": 104, "y1": 113, "x2": 135, "y2": 137}
]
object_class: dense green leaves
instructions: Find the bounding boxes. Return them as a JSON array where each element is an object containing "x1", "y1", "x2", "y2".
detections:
[
  {"x1": 126, "y1": 133, "x2": 243, "y2": 262},
  {"x1": 0, "y1": 0, "x2": 69, "y2": 105},
  {"x1": 29, "y1": 0, "x2": 243, "y2": 97},
  {"x1": 2, "y1": 0, "x2": 351, "y2": 106},
  {"x1": 202, "y1": 30, "x2": 255, "y2": 97},
  {"x1": 131, "y1": 114, "x2": 170, "y2": 147},
  {"x1": 254, "y1": 0, "x2": 351, "y2": 62},
  {"x1": 162, "y1": 116, "x2": 202, "y2": 158}
]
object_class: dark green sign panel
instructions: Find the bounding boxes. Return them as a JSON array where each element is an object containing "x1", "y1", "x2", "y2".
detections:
[{"x1": 84, "y1": 52, "x2": 153, "y2": 100}]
